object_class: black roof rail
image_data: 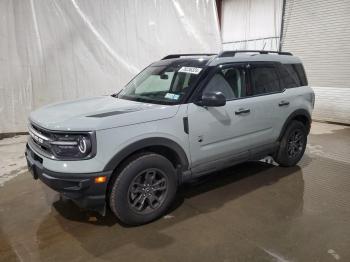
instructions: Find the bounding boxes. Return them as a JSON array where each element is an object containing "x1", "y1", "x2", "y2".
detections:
[
  {"x1": 162, "y1": 53, "x2": 217, "y2": 60},
  {"x1": 218, "y1": 50, "x2": 293, "y2": 57}
]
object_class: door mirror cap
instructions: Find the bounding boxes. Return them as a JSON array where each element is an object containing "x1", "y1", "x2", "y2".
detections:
[{"x1": 196, "y1": 91, "x2": 226, "y2": 107}]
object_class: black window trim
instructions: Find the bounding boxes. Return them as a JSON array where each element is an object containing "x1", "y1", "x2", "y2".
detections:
[
  {"x1": 189, "y1": 61, "x2": 288, "y2": 104},
  {"x1": 182, "y1": 65, "x2": 212, "y2": 103}
]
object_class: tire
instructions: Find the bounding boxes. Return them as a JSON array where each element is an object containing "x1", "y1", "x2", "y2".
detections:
[
  {"x1": 109, "y1": 152, "x2": 177, "y2": 226},
  {"x1": 275, "y1": 120, "x2": 307, "y2": 167}
]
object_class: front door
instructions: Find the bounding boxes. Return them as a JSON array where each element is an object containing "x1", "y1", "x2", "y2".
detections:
[{"x1": 187, "y1": 63, "x2": 282, "y2": 174}]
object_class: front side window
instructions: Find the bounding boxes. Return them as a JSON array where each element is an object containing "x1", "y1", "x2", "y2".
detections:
[
  {"x1": 204, "y1": 66, "x2": 248, "y2": 100},
  {"x1": 118, "y1": 65, "x2": 202, "y2": 104},
  {"x1": 251, "y1": 65, "x2": 281, "y2": 95}
]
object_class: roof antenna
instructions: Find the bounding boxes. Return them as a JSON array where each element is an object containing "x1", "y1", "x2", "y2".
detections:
[{"x1": 262, "y1": 42, "x2": 267, "y2": 51}]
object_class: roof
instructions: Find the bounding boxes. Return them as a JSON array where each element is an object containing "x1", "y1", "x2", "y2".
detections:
[
  {"x1": 209, "y1": 53, "x2": 302, "y2": 66},
  {"x1": 151, "y1": 57, "x2": 213, "y2": 67},
  {"x1": 157, "y1": 51, "x2": 302, "y2": 67}
]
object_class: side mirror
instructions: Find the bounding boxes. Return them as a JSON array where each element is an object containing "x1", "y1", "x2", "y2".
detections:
[{"x1": 197, "y1": 91, "x2": 226, "y2": 107}]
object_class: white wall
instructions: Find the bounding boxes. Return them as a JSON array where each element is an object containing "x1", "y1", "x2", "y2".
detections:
[
  {"x1": 222, "y1": 0, "x2": 350, "y2": 124},
  {"x1": 282, "y1": 0, "x2": 350, "y2": 124},
  {"x1": 221, "y1": 0, "x2": 283, "y2": 51},
  {"x1": 0, "y1": 0, "x2": 221, "y2": 133}
]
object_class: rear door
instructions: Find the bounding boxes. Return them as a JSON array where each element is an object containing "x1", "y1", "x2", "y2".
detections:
[
  {"x1": 248, "y1": 62, "x2": 286, "y2": 142},
  {"x1": 275, "y1": 63, "x2": 311, "y2": 132}
]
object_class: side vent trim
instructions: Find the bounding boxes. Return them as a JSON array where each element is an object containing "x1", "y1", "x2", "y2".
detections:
[{"x1": 183, "y1": 117, "x2": 189, "y2": 134}]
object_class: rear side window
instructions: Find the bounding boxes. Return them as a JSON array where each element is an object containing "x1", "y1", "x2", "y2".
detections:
[
  {"x1": 279, "y1": 63, "x2": 308, "y2": 88},
  {"x1": 251, "y1": 65, "x2": 281, "y2": 95}
]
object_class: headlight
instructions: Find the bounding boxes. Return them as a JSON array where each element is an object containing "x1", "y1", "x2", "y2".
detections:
[
  {"x1": 49, "y1": 132, "x2": 95, "y2": 160},
  {"x1": 78, "y1": 136, "x2": 89, "y2": 153}
]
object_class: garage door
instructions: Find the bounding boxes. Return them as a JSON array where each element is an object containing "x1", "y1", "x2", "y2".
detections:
[{"x1": 281, "y1": 0, "x2": 350, "y2": 124}]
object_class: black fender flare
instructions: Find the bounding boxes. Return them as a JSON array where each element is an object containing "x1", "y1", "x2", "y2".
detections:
[
  {"x1": 278, "y1": 109, "x2": 312, "y2": 141},
  {"x1": 103, "y1": 137, "x2": 189, "y2": 172}
]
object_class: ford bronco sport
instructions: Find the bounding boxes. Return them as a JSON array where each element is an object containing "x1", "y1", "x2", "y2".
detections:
[{"x1": 26, "y1": 50, "x2": 314, "y2": 225}]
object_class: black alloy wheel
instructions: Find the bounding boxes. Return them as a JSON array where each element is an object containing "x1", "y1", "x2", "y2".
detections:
[
  {"x1": 287, "y1": 129, "x2": 305, "y2": 159},
  {"x1": 275, "y1": 120, "x2": 307, "y2": 167},
  {"x1": 128, "y1": 168, "x2": 168, "y2": 214},
  {"x1": 109, "y1": 152, "x2": 177, "y2": 225}
]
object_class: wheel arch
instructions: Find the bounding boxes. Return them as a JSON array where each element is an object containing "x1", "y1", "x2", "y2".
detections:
[
  {"x1": 278, "y1": 109, "x2": 311, "y2": 141},
  {"x1": 103, "y1": 137, "x2": 190, "y2": 173}
]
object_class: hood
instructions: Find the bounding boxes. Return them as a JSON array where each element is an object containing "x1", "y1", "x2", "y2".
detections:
[{"x1": 29, "y1": 96, "x2": 179, "y2": 131}]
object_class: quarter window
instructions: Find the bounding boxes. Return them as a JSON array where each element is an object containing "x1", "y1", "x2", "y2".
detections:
[
  {"x1": 294, "y1": 64, "x2": 308, "y2": 86},
  {"x1": 251, "y1": 66, "x2": 281, "y2": 95},
  {"x1": 279, "y1": 63, "x2": 308, "y2": 88}
]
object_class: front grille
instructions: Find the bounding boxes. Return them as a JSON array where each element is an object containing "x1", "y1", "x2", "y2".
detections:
[
  {"x1": 29, "y1": 123, "x2": 55, "y2": 158},
  {"x1": 28, "y1": 122, "x2": 95, "y2": 161},
  {"x1": 31, "y1": 124, "x2": 52, "y2": 139},
  {"x1": 26, "y1": 144, "x2": 43, "y2": 163}
]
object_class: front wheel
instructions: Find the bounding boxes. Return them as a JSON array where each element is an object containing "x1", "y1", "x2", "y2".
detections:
[
  {"x1": 275, "y1": 121, "x2": 308, "y2": 167},
  {"x1": 109, "y1": 152, "x2": 177, "y2": 226}
]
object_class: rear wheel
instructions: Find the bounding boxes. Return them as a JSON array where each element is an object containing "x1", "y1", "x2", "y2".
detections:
[
  {"x1": 109, "y1": 152, "x2": 177, "y2": 225},
  {"x1": 275, "y1": 121, "x2": 307, "y2": 167}
]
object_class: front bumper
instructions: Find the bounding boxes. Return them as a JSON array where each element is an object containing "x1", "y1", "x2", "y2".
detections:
[{"x1": 25, "y1": 144, "x2": 113, "y2": 214}]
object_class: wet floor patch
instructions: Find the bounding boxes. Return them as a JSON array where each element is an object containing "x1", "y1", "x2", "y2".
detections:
[
  {"x1": 0, "y1": 135, "x2": 27, "y2": 187},
  {"x1": 0, "y1": 123, "x2": 349, "y2": 261}
]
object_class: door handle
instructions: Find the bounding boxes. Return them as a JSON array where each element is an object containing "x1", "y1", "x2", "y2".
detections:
[
  {"x1": 279, "y1": 100, "x2": 290, "y2": 106},
  {"x1": 235, "y1": 108, "x2": 250, "y2": 115}
]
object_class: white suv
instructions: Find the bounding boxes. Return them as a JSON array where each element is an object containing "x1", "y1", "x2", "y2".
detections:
[{"x1": 26, "y1": 50, "x2": 314, "y2": 225}]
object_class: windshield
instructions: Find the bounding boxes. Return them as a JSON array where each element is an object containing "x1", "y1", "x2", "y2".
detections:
[{"x1": 118, "y1": 65, "x2": 203, "y2": 104}]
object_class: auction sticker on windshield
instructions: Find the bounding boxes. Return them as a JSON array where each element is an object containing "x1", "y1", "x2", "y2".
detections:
[
  {"x1": 164, "y1": 93, "x2": 180, "y2": 100},
  {"x1": 178, "y1": 67, "x2": 202, "y2": 74}
]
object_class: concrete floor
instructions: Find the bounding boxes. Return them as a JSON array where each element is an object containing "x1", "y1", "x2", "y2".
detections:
[{"x1": 0, "y1": 122, "x2": 349, "y2": 262}]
